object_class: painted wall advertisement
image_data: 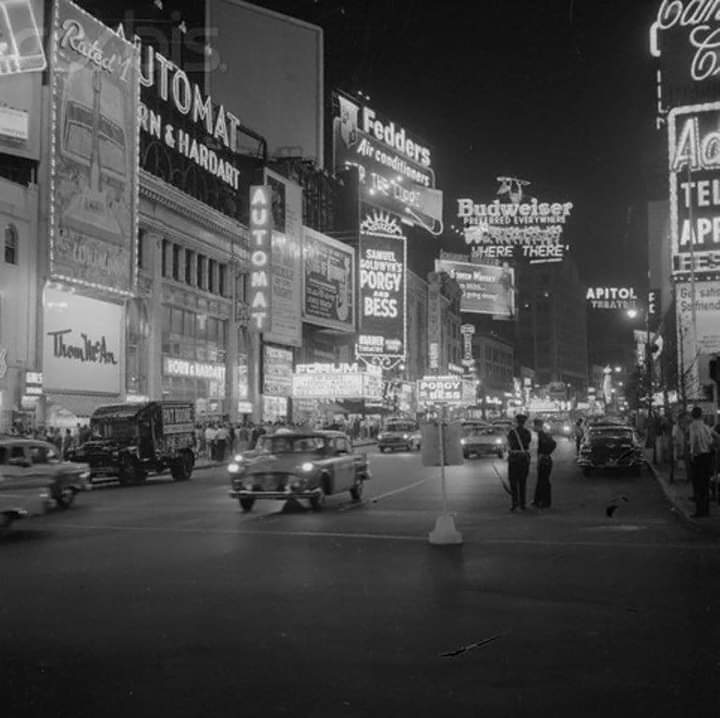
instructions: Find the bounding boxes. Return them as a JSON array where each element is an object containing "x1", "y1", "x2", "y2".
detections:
[
  {"x1": 49, "y1": 0, "x2": 139, "y2": 295},
  {"x1": 332, "y1": 92, "x2": 442, "y2": 235},
  {"x1": 668, "y1": 101, "x2": 720, "y2": 273},
  {"x1": 43, "y1": 288, "x2": 122, "y2": 394},
  {"x1": 676, "y1": 280, "x2": 720, "y2": 397},
  {"x1": 264, "y1": 169, "x2": 303, "y2": 348},
  {"x1": 357, "y1": 211, "x2": 406, "y2": 363},
  {"x1": 302, "y1": 227, "x2": 355, "y2": 332},
  {"x1": 435, "y1": 258, "x2": 515, "y2": 318},
  {"x1": 263, "y1": 344, "x2": 293, "y2": 397}
]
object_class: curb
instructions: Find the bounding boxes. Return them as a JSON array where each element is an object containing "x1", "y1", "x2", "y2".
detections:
[{"x1": 644, "y1": 459, "x2": 720, "y2": 537}]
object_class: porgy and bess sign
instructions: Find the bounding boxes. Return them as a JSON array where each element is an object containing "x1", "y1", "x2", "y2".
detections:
[
  {"x1": 49, "y1": 0, "x2": 140, "y2": 295},
  {"x1": 668, "y1": 101, "x2": 720, "y2": 273},
  {"x1": 434, "y1": 258, "x2": 515, "y2": 318},
  {"x1": 417, "y1": 375, "x2": 475, "y2": 406},
  {"x1": 457, "y1": 178, "x2": 573, "y2": 264},
  {"x1": 333, "y1": 91, "x2": 443, "y2": 235},
  {"x1": 356, "y1": 211, "x2": 406, "y2": 363},
  {"x1": 650, "y1": 1, "x2": 720, "y2": 109}
]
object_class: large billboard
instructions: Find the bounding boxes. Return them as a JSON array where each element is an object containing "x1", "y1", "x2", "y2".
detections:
[
  {"x1": 264, "y1": 169, "x2": 302, "y2": 348},
  {"x1": 333, "y1": 92, "x2": 442, "y2": 235},
  {"x1": 302, "y1": 227, "x2": 355, "y2": 333},
  {"x1": 668, "y1": 101, "x2": 720, "y2": 273},
  {"x1": 650, "y1": 3, "x2": 720, "y2": 110},
  {"x1": 435, "y1": 258, "x2": 515, "y2": 318},
  {"x1": 207, "y1": 0, "x2": 323, "y2": 166},
  {"x1": 356, "y1": 210, "x2": 406, "y2": 366},
  {"x1": 49, "y1": 0, "x2": 139, "y2": 296},
  {"x1": 263, "y1": 344, "x2": 293, "y2": 397},
  {"x1": 676, "y1": 280, "x2": 720, "y2": 398},
  {"x1": 292, "y1": 363, "x2": 382, "y2": 401},
  {"x1": 43, "y1": 288, "x2": 122, "y2": 394}
]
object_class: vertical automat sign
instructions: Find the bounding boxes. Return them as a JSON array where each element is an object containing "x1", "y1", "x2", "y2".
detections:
[
  {"x1": 356, "y1": 210, "x2": 407, "y2": 365},
  {"x1": 49, "y1": 0, "x2": 140, "y2": 295},
  {"x1": 249, "y1": 185, "x2": 272, "y2": 332}
]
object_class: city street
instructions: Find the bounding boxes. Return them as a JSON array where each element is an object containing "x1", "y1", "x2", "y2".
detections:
[{"x1": 2, "y1": 441, "x2": 719, "y2": 718}]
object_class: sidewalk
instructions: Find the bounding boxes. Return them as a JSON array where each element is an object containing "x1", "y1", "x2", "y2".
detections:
[
  {"x1": 194, "y1": 438, "x2": 378, "y2": 471},
  {"x1": 644, "y1": 448, "x2": 720, "y2": 537}
]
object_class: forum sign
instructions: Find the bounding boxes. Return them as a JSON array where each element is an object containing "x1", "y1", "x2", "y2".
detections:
[
  {"x1": 457, "y1": 178, "x2": 573, "y2": 265},
  {"x1": 332, "y1": 91, "x2": 443, "y2": 235}
]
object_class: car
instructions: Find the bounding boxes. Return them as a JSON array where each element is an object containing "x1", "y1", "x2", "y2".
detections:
[
  {"x1": 377, "y1": 419, "x2": 421, "y2": 452},
  {"x1": 228, "y1": 430, "x2": 371, "y2": 512},
  {"x1": 490, "y1": 419, "x2": 514, "y2": 435},
  {"x1": 460, "y1": 421, "x2": 506, "y2": 459},
  {"x1": 577, "y1": 424, "x2": 644, "y2": 476},
  {"x1": 0, "y1": 438, "x2": 91, "y2": 510},
  {"x1": 0, "y1": 464, "x2": 54, "y2": 532}
]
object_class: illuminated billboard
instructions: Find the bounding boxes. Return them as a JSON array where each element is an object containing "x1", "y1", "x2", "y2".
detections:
[
  {"x1": 49, "y1": 0, "x2": 139, "y2": 296},
  {"x1": 434, "y1": 259, "x2": 515, "y2": 318},
  {"x1": 586, "y1": 287, "x2": 639, "y2": 310},
  {"x1": 333, "y1": 92, "x2": 442, "y2": 235},
  {"x1": 293, "y1": 363, "x2": 382, "y2": 401},
  {"x1": 458, "y1": 178, "x2": 572, "y2": 264},
  {"x1": 0, "y1": 0, "x2": 46, "y2": 77},
  {"x1": 668, "y1": 101, "x2": 720, "y2": 273},
  {"x1": 302, "y1": 227, "x2": 355, "y2": 333},
  {"x1": 248, "y1": 185, "x2": 272, "y2": 332},
  {"x1": 356, "y1": 209, "x2": 407, "y2": 367}
]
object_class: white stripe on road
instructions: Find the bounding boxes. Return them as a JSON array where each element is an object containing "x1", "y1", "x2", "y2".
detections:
[{"x1": 339, "y1": 478, "x2": 428, "y2": 512}]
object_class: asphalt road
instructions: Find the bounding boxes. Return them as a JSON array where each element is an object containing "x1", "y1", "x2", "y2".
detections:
[{"x1": 2, "y1": 439, "x2": 719, "y2": 718}]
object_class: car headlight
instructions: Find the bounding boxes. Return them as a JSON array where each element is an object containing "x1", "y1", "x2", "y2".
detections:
[
  {"x1": 300, "y1": 462, "x2": 315, "y2": 472},
  {"x1": 495, "y1": 438, "x2": 502, "y2": 445},
  {"x1": 228, "y1": 462, "x2": 243, "y2": 474},
  {"x1": 78, "y1": 470, "x2": 91, "y2": 480},
  {"x1": 460, "y1": 438, "x2": 467, "y2": 445},
  {"x1": 233, "y1": 454, "x2": 244, "y2": 462},
  {"x1": 403, "y1": 433, "x2": 410, "y2": 440},
  {"x1": 563, "y1": 425, "x2": 571, "y2": 432}
]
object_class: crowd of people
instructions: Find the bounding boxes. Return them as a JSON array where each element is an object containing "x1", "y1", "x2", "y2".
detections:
[{"x1": 6, "y1": 422, "x2": 92, "y2": 459}]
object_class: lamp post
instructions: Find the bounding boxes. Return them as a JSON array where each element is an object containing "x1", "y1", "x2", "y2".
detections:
[{"x1": 627, "y1": 305, "x2": 655, "y2": 463}]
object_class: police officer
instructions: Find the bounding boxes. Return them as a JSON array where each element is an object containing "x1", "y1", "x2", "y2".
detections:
[
  {"x1": 507, "y1": 414, "x2": 532, "y2": 512},
  {"x1": 532, "y1": 418, "x2": 557, "y2": 508}
]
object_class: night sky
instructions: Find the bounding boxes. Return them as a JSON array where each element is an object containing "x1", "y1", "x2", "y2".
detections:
[{"x1": 247, "y1": 0, "x2": 666, "y2": 363}]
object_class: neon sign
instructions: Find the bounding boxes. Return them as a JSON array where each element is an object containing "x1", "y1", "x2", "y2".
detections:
[
  {"x1": 586, "y1": 287, "x2": 639, "y2": 310},
  {"x1": 0, "y1": 0, "x2": 46, "y2": 76},
  {"x1": 249, "y1": 185, "x2": 272, "y2": 332}
]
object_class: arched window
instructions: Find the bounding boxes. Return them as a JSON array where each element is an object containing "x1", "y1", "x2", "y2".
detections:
[{"x1": 4, "y1": 224, "x2": 18, "y2": 264}]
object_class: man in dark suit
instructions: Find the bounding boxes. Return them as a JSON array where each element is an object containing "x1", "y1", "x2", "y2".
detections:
[
  {"x1": 506, "y1": 414, "x2": 532, "y2": 511},
  {"x1": 532, "y1": 418, "x2": 557, "y2": 508}
]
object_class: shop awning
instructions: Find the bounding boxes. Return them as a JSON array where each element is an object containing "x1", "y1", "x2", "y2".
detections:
[{"x1": 46, "y1": 394, "x2": 120, "y2": 423}]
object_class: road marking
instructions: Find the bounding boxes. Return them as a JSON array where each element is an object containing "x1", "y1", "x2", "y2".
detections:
[{"x1": 338, "y1": 478, "x2": 429, "y2": 512}]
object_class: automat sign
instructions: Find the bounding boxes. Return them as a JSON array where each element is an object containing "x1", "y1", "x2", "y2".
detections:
[
  {"x1": 248, "y1": 186, "x2": 272, "y2": 332},
  {"x1": 668, "y1": 101, "x2": 720, "y2": 272}
]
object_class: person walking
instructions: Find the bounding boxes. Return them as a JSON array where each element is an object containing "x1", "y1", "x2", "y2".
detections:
[
  {"x1": 506, "y1": 414, "x2": 532, "y2": 512},
  {"x1": 574, "y1": 418, "x2": 584, "y2": 455},
  {"x1": 688, "y1": 406, "x2": 720, "y2": 518},
  {"x1": 204, "y1": 423, "x2": 217, "y2": 461},
  {"x1": 532, "y1": 418, "x2": 557, "y2": 509}
]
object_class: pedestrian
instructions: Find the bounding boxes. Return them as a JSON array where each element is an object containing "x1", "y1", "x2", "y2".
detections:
[
  {"x1": 215, "y1": 423, "x2": 229, "y2": 462},
  {"x1": 506, "y1": 414, "x2": 532, "y2": 512},
  {"x1": 574, "y1": 418, "x2": 584, "y2": 455},
  {"x1": 688, "y1": 406, "x2": 720, "y2": 518},
  {"x1": 204, "y1": 423, "x2": 217, "y2": 460},
  {"x1": 532, "y1": 418, "x2": 557, "y2": 509},
  {"x1": 61, "y1": 428, "x2": 74, "y2": 459}
]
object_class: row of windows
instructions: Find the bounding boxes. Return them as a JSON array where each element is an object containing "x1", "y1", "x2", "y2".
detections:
[
  {"x1": 161, "y1": 305, "x2": 228, "y2": 353},
  {"x1": 159, "y1": 237, "x2": 229, "y2": 298}
]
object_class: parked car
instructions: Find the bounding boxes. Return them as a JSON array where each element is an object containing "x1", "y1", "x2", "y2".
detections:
[
  {"x1": 460, "y1": 421, "x2": 506, "y2": 459},
  {"x1": 377, "y1": 419, "x2": 422, "y2": 452},
  {"x1": 0, "y1": 438, "x2": 90, "y2": 515},
  {"x1": 577, "y1": 424, "x2": 644, "y2": 476},
  {"x1": 228, "y1": 430, "x2": 371, "y2": 512},
  {"x1": 67, "y1": 401, "x2": 195, "y2": 484}
]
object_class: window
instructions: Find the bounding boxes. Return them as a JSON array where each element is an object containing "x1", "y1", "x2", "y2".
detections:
[
  {"x1": 137, "y1": 230, "x2": 144, "y2": 269},
  {"x1": 0, "y1": 447, "x2": 6, "y2": 464},
  {"x1": 172, "y1": 244, "x2": 181, "y2": 280},
  {"x1": 185, "y1": 249, "x2": 194, "y2": 285},
  {"x1": 219, "y1": 264, "x2": 227, "y2": 297},
  {"x1": 30, "y1": 445, "x2": 50, "y2": 464},
  {"x1": 161, "y1": 239, "x2": 169, "y2": 277},
  {"x1": 4, "y1": 223, "x2": 18, "y2": 264},
  {"x1": 197, "y1": 254, "x2": 206, "y2": 290},
  {"x1": 208, "y1": 259, "x2": 216, "y2": 293}
]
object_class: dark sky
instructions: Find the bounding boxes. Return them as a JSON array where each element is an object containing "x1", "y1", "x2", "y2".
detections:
[{"x1": 251, "y1": 0, "x2": 664, "y2": 289}]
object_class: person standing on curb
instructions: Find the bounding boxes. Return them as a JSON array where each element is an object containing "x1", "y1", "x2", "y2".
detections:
[
  {"x1": 688, "y1": 406, "x2": 720, "y2": 518},
  {"x1": 532, "y1": 418, "x2": 557, "y2": 509},
  {"x1": 507, "y1": 414, "x2": 532, "y2": 512}
]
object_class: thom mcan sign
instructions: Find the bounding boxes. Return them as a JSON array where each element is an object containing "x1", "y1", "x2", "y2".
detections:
[{"x1": 249, "y1": 185, "x2": 272, "y2": 332}]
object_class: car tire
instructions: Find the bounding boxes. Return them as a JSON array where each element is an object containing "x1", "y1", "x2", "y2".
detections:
[
  {"x1": 56, "y1": 486, "x2": 76, "y2": 509},
  {"x1": 171, "y1": 452, "x2": 193, "y2": 481},
  {"x1": 0, "y1": 512, "x2": 14, "y2": 533},
  {"x1": 463, "y1": 450, "x2": 469, "y2": 459},
  {"x1": 350, "y1": 481, "x2": 363, "y2": 501},
  {"x1": 582, "y1": 467, "x2": 592, "y2": 477},
  {"x1": 630, "y1": 465, "x2": 642, "y2": 476},
  {"x1": 497, "y1": 449, "x2": 505, "y2": 459},
  {"x1": 118, "y1": 455, "x2": 137, "y2": 485},
  {"x1": 239, "y1": 497, "x2": 255, "y2": 512},
  {"x1": 379, "y1": 446, "x2": 386, "y2": 453},
  {"x1": 310, "y1": 486, "x2": 327, "y2": 511}
]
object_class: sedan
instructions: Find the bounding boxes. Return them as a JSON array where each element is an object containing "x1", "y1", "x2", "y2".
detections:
[{"x1": 577, "y1": 426, "x2": 644, "y2": 476}]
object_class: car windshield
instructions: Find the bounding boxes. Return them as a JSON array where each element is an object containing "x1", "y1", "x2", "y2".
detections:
[
  {"x1": 256, "y1": 436, "x2": 327, "y2": 454},
  {"x1": 384, "y1": 423, "x2": 416, "y2": 432},
  {"x1": 588, "y1": 428, "x2": 634, "y2": 441},
  {"x1": 90, "y1": 419, "x2": 137, "y2": 442},
  {"x1": 463, "y1": 424, "x2": 492, "y2": 435}
]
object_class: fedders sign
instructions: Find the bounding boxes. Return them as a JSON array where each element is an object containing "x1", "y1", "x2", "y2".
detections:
[
  {"x1": 668, "y1": 101, "x2": 720, "y2": 272},
  {"x1": 356, "y1": 210, "x2": 406, "y2": 364},
  {"x1": 249, "y1": 186, "x2": 272, "y2": 332}
]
